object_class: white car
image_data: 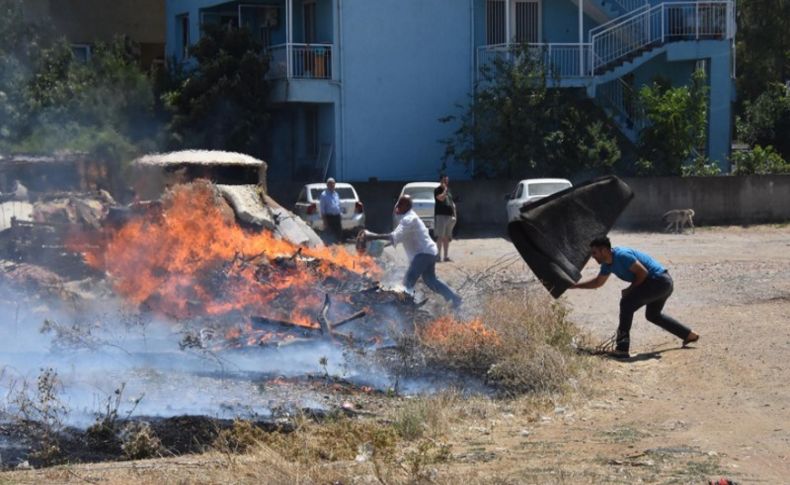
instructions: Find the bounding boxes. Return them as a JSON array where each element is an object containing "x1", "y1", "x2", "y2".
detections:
[
  {"x1": 506, "y1": 178, "x2": 573, "y2": 222},
  {"x1": 294, "y1": 182, "x2": 366, "y2": 233},
  {"x1": 393, "y1": 181, "x2": 440, "y2": 230}
]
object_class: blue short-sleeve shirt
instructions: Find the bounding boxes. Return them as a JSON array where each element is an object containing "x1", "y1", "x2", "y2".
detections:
[{"x1": 599, "y1": 247, "x2": 666, "y2": 282}]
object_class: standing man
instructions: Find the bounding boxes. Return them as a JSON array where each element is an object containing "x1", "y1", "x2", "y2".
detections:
[
  {"x1": 433, "y1": 175, "x2": 457, "y2": 262},
  {"x1": 319, "y1": 177, "x2": 343, "y2": 244},
  {"x1": 361, "y1": 195, "x2": 462, "y2": 307},
  {"x1": 570, "y1": 236, "x2": 699, "y2": 358}
]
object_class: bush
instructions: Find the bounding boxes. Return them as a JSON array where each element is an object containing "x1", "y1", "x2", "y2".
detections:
[
  {"x1": 120, "y1": 421, "x2": 163, "y2": 459},
  {"x1": 681, "y1": 155, "x2": 722, "y2": 176},
  {"x1": 736, "y1": 82, "x2": 790, "y2": 162},
  {"x1": 731, "y1": 145, "x2": 790, "y2": 175}
]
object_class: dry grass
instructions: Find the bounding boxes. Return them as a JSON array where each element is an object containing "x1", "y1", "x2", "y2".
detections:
[{"x1": 419, "y1": 290, "x2": 582, "y2": 396}]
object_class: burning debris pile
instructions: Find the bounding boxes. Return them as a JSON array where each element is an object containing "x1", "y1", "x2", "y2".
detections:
[
  {"x1": 1, "y1": 175, "x2": 430, "y2": 353},
  {"x1": 77, "y1": 180, "x2": 430, "y2": 349}
]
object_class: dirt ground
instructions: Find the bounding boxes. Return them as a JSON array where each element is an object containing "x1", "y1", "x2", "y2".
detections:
[
  {"x1": 3, "y1": 225, "x2": 789, "y2": 483},
  {"x1": 431, "y1": 224, "x2": 790, "y2": 483}
]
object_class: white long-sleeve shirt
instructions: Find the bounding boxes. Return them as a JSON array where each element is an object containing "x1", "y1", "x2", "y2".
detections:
[{"x1": 390, "y1": 210, "x2": 437, "y2": 263}]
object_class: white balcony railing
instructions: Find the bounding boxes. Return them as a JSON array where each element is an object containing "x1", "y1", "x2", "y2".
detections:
[
  {"x1": 267, "y1": 43, "x2": 333, "y2": 80},
  {"x1": 476, "y1": 43, "x2": 591, "y2": 81}
]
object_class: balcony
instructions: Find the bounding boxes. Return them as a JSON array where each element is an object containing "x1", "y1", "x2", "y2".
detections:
[
  {"x1": 476, "y1": 43, "x2": 592, "y2": 83},
  {"x1": 267, "y1": 43, "x2": 333, "y2": 80}
]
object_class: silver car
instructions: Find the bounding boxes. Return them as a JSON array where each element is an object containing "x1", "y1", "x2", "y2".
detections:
[
  {"x1": 294, "y1": 182, "x2": 366, "y2": 233},
  {"x1": 505, "y1": 178, "x2": 572, "y2": 222},
  {"x1": 393, "y1": 181, "x2": 440, "y2": 230}
]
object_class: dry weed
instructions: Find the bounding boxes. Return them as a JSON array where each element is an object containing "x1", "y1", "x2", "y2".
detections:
[
  {"x1": 418, "y1": 290, "x2": 581, "y2": 396},
  {"x1": 392, "y1": 391, "x2": 460, "y2": 441}
]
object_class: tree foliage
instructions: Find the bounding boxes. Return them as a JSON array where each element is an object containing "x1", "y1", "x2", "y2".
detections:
[
  {"x1": 635, "y1": 69, "x2": 709, "y2": 175},
  {"x1": 730, "y1": 145, "x2": 790, "y2": 174},
  {"x1": 440, "y1": 45, "x2": 621, "y2": 178},
  {"x1": 0, "y1": 0, "x2": 161, "y2": 163},
  {"x1": 736, "y1": 82, "x2": 790, "y2": 162},
  {"x1": 0, "y1": 0, "x2": 46, "y2": 144},
  {"x1": 163, "y1": 24, "x2": 271, "y2": 156},
  {"x1": 18, "y1": 39, "x2": 161, "y2": 160},
  {"x1": 735, "y1": 0, "x2": 790, "y2": 105}
]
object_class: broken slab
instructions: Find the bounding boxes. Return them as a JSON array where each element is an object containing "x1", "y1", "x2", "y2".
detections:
[
  {"x1": 215, "y1": 184, "x2": 276, "y2": 230},
  {"x1": 264, "y1": 195, "x2": 324, "y2": 248}
]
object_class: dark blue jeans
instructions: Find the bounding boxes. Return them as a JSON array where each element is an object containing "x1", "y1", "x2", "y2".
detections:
[
  {"x1": 616, "y1": 272, "x2": 691, "y2": 352},
  {"x1": 405, "y1": 253, "x2": 461, "y2": 304}
]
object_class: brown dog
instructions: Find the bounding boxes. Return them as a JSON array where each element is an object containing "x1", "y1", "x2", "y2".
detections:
[{"x1": 662, "y1": 209, "x2": 695, "y2": 233}]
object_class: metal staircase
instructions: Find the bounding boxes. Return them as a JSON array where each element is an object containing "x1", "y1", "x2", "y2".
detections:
[
  {"x1": 476, "y1": 1, "x2": 735, "y2": 141},
  {"x1": 588, "y1": 0, "x2": 734, "y2": 137}
]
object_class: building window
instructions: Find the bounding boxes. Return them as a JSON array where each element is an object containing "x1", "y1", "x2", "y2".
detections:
[
  {"x1": 486, "y1": 0, "x2": 506, "y2": 45},
  {"x1": 487, "y1": 0, "x2": 540, "y2": 45},
  {"x1": 303, "y1": 1, "x2": 316, "y2": 44},
  {"x1": 177, "y1": 13, "x2": 190, "y2": 59},
  {"x1": 71, "y1": 44, "x2": 91, "y2": 62},
  {"x1": 514, "y1": 0, "x2": 539, "y2": 44}
]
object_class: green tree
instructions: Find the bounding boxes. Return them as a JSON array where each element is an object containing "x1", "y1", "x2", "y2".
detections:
[
  {"x1": 163, "y1": 24, "x2": 271, "y2": 156},
  {"x1": 636, "y1": 69, "x2": 709, "y2": 175},
  {"x1": 735, "y1": 0, "x2": 790, "y2": 105},
  {"x1": 0, "y1": 0, "x2": 48, "y2": 146},
  {"x1": 440, "y1": 45, "x2": 621, "y2": 178},
  {"x1": 736, "y1": 82, "x2": 790, "y2": 161},
  {"x1": 16, "y1": 37, "x2": 161, "y2": 161}
]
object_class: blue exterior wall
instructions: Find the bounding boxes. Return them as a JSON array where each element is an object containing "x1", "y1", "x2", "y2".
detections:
[
  {"x1": 166, "y1": 0, "x2": 735, "y2": 179},
  {"x1": 337, "y1": 0, "x2": 474, "y2": 181}
]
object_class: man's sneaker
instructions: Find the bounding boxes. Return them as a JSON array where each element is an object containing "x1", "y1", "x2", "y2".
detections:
[
  {"x1": 444, "y1": 257, "x2": 453, "y2": 262},
  {"x1": 682, "y1": 332, "x2": 700, "y2": 347}
]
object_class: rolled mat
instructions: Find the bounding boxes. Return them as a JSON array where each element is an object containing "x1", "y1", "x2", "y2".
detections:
[{"x1": 508, "y1": 176, "x2": 634, "y2": 298}]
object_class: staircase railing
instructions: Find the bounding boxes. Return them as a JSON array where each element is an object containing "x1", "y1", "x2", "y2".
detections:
[
  {"x1": 609, "y1": 0, "x2": 649, "y2": 14},
  {"x1": 596, "y1": 77, "x2": 646, "y2": 135},
  {"x1": 590, "y1": 1, "x2": 733, "y2": 75}
]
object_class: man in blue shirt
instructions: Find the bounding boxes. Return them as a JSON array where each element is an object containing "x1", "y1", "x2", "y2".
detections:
[
  {"x1": 571, "y1": 236, "x2": 699, "y2": 358},
  {"x1": 319, "y1": 178, "x2": 342, "y2": 244}
]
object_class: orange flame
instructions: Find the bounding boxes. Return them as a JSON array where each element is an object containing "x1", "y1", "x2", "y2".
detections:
[
  {"x1": 420, "y1": 316, "x2": 502, "y2": 351},
  {"x1": 75, "y1": 181, "x2": 379, "y2": 326}
]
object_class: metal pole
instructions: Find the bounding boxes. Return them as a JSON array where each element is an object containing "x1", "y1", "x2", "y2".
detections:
[
  {"x1": 695, "y1": 2, "x2": 700, "y2": 39},
  {"x1": 579, "y1": 0, "x2": 584, "y2": 76},
  {"x1": 287, "y1": 0, "x2": 293, "y2": 78},
  {"x1": 505, "y1": 0, "x2": 511, "y2": 44}
]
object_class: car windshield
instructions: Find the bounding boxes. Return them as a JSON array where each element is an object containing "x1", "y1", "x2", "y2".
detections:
[
  {"x1": 310, "y1": 188, "x2": 356, "y2": 200},
  {"x1": 403, "y1": 187, "x2": 436, "y2": 200},
  {"x1": 528, "y1": 182, "x2": 571, "y2": 196}
]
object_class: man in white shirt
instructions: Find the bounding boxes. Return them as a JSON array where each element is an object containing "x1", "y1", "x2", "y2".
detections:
[
  {"x1": 361, "y1": 195, "x2": 462, "y2": 307},
  {"x1": 319, "y1": 177, "x2": 342, "y2": 243}
]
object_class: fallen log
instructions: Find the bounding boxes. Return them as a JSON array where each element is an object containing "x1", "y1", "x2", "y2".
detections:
[{"x1": 330, "y1": 310, "x2": 366, "y2": 330}]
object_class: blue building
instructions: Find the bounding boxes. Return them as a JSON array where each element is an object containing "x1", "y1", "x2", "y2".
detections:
[{"x1": 165, "y1": 0, "x2": 736, "y2": 182}]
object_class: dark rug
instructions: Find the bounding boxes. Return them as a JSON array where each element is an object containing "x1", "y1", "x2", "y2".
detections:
[{"x1": 507, "y1": 176, "x2": 634, "y2": 298}]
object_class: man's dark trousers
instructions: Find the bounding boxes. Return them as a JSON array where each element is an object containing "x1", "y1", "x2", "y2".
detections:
[
  {"x1": 323, "y1": 214, "x2": 342, "y2": 244},
  {"x1": 616, "y1": 272, "x2": 691, "y2": 352}
]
